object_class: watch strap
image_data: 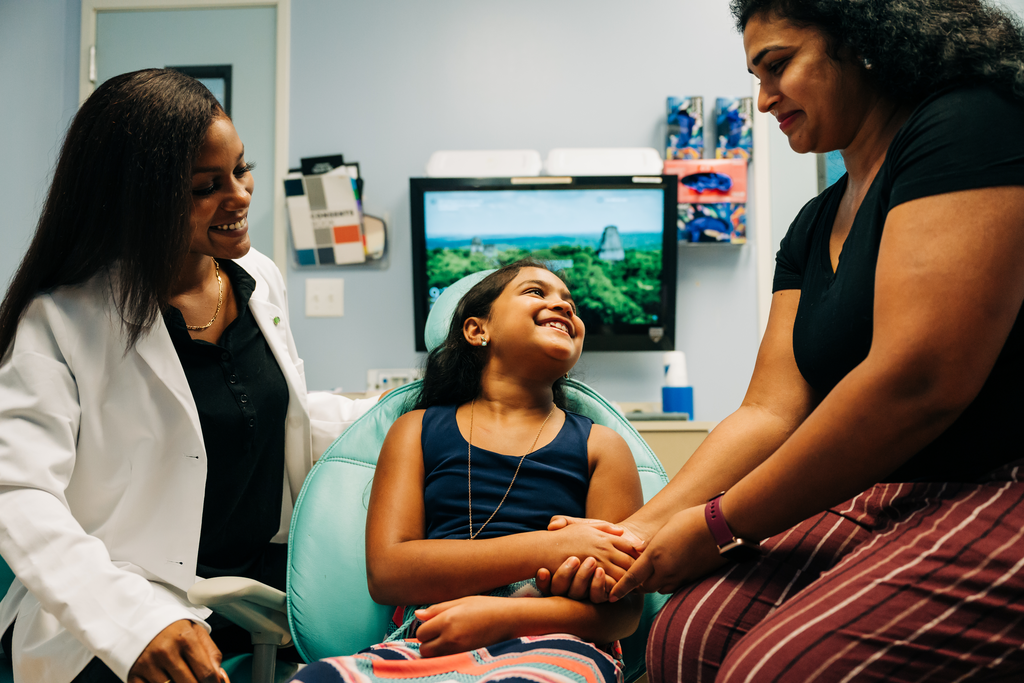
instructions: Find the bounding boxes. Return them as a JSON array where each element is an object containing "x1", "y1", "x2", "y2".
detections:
[
  {"x1": 704, "y1": 492, "x2": 737, "y2": 547},
  {"x1": 705, "y1": 492, "x2": 762, "y2": 559}
]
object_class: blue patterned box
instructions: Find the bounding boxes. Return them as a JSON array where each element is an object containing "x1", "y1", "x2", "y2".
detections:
[
  {"x1": 667, "y1": 96, "x2": 704, "y2": 160},
  {"x1": 715, "y1": 97, "x2": 753, "y2": 161},
  {"x1": 677, "y1": 203, "x2": 746, "y2": 244}
]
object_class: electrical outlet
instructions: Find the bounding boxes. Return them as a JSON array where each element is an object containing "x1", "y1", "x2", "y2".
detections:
[
  {"x1": 367, "y1": 368, "x2": 422, "y2": 393},
  {"x1": 306, "y1": 278, "x2": 344, "y2": 317}
]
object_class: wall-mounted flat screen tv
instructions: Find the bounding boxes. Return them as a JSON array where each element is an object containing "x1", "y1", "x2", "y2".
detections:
[{"x1": 410, "y1": 175, "x2": 677, "y2": 352}]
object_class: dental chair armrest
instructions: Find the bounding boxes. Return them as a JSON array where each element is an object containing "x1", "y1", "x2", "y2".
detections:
[{"x1": 188, "y1": 577, "x2": 292, "y2": 646}]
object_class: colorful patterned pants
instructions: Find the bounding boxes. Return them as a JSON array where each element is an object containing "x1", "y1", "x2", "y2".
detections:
[
  {"x1": 648, "y1": 463, "x2": 1024, "y2": 682},
  {"x1": 289, "y1": 634, "x2": 622, "y2": 683}
]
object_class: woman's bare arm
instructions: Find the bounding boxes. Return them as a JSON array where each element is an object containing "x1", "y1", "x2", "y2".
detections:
[
  {"x1": 612, "y1": 186, "x2": 1024, "y2": 598},
  {"x1": 621, "y1": 286, "x2": 819, "y2": 544},
  {"x1": 542, "y1": 294, "x2": 817, "y2": 594},
  {"x1": 726, "y1": 185, "x2": 1024, "y2": 536}
]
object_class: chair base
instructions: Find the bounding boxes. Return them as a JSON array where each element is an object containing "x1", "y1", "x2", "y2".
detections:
[{"x1": 222, "y1": 652, "x2": 300, "y2": 683}]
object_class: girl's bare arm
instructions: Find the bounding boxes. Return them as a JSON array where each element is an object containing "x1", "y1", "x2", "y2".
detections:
[
  {"x1": 413, "y1": 422, "x2": 646, "y2": 656},
  {"x1": 364, "y1": 411, "x2": 638, "y2": 606}
]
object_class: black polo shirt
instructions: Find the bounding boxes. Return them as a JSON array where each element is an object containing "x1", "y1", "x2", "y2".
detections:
[{"x1": 165, "y1": 259, "x2": 289, "y2": 576}]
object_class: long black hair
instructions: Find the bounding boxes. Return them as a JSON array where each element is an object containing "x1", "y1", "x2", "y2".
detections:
[
  {"x1": 416, "y1": 259, "x2": 571, "y2": 410},
  {"x1": 0, "y1": 68, "x2": 223, "y2": 358},
  {"x1": 730, "y1": 0, "x2": 1024, "y2": 104}
]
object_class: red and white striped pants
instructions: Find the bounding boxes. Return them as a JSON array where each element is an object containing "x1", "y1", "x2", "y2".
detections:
[{"x1": 647, "y1": 461, "x2": 1024, "y2": 682}]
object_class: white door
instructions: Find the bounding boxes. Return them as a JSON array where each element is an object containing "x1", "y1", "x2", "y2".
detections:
[{"x1": 93, "y1": 6, "x2": 278, "y2": 257}]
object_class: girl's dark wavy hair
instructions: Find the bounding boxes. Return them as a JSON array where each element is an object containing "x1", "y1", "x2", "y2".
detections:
[
  {"x1": 730, "y1": 0, "x2": 1024, "y2": 104},
  {"x1": 0, "y1": 68, "x2": 223, "y2": 358},
  {"x1": 416, "y1": 259, "x2": 571, "y2": 410}
]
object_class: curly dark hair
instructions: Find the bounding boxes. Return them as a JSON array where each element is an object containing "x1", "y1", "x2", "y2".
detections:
[
  {"x1": 0, "y1": 69, "x2": 223, "y2": 358},
  {"x1": 730, "y1": 0, "x2": 1024, "y2": 104},
  {"x1": 415, "y1": 259, "x2": 571, "y2": 410}
]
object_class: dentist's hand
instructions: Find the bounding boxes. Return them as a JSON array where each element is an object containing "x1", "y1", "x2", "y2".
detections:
[{"x1": 129, "y1": 619, "x2": 230, "y2": 683}]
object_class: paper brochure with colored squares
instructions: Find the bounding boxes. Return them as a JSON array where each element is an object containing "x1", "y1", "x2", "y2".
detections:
[{"x1": 285, "y1": 171, "x2": 365, "y2": 265}]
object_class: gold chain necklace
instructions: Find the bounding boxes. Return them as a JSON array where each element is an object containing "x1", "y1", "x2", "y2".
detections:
[
  {"x1": 467, "y1": 400, "x2": 556, "y2": 539},
  {"x1": 185, "y1": 259, "x2": 223, "y2": 331}
]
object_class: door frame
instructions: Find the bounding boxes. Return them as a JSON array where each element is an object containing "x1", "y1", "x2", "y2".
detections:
[{"x1": 80, "y1": 0, "x2": 292, "y2": 275}]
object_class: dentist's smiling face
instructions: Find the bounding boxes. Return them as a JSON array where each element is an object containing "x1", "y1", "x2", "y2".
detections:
[
  {"x1": 744, "y1": 13, "x2": 874, "y2": 154},
  {"x1": 188, "y1": 115, "x2": 254, "y2": 260}
]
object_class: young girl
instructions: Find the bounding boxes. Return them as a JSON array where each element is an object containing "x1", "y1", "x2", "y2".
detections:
[{"x1": 290, "y1": 260, "x2": 645, "y2": 683}]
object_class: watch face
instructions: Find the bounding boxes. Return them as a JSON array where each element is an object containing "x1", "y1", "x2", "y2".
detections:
[{"x1": 720, "y1": 539, "x2": 762, "y2": 562}]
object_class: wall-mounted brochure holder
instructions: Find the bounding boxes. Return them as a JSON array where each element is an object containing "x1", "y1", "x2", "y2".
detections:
[
  {"x1": 664, "y1": 159, "x2": 747, "y2": 245},
  {"x1": 664, "y1": 159, "x2": 747, "y2": 204},
  {"x1": 285, "y1": 155, "x2": 387, "y2": 268},
  {"x1": 666, "y1": 96, "x2": 704, "y2": 160},
  {"x1": 715, "y1": 97, "x2": 754, "y2": 160}
]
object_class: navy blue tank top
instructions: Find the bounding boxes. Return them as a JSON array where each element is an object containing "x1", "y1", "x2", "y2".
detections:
[{"x1": 421, "y1": 404, "x2": 591, "y2": 540}]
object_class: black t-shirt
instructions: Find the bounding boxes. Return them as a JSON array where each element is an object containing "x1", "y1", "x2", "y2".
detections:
[{"x1": 774, "y1": 85, "x2": 1024, "y2": 482}]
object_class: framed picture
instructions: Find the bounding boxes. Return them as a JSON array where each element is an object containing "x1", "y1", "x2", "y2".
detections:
[{"x1": 168, "y1": 64, "x2": 232, "y2": 116}]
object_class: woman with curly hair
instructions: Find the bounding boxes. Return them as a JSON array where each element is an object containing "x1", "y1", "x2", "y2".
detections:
[{"x1": 547, "y1": 0, "x2": 1024, "y2": 680}]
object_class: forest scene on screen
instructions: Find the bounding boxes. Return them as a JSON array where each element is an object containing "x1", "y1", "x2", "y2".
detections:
[
  {"x1": 423, "y1": 188, "x2": 665, "y2": 330},
  {"x1": 426, "y1": 237, "x2": 662, "y2": 328}
]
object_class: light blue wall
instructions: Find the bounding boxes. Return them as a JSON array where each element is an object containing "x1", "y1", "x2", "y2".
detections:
[
  {"x1": 23, "y1": 1, "x2": 1003, "y2": 419},
  {"x1": 287, "y1": 1, "x2": 759, "y2": 420},
  {"x1": 94, "y1": 7, "x2": 278, "y2": 258},
  {"x1": 768, "y1": 122, "x2": 819, "y2": 257},
  {"x1": 1003, "y1": 0, "x2": 1024, "y2": 16},
  {"x1": 0, "y1": 0, "x2": 81, "y2": 293}
]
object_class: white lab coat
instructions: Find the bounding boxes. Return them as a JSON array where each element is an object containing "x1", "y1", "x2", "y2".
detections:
[{"x1": 0, "y1": 249, "x2": 374, "y2": 682}]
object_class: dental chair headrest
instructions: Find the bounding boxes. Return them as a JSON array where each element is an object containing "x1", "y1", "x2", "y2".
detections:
[{"x1": 423, "y1": 269, "x2": 495, "y2": 352}]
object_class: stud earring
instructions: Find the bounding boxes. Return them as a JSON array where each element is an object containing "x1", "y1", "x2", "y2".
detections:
[
  {"x1": 863, "y1": 57, "x2": 874, "y2": 70},
  {"x1": 481, "y1": 339, "x2": 488, "y2": 347}
]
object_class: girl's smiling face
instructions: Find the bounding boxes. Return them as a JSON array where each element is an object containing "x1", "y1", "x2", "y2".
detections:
[
  {"x1": 188, "y1": 115, "x2": 254, "y2": 260},
  {"x1": 474, "y1": 267, "x2": 585, "y2": 373}
]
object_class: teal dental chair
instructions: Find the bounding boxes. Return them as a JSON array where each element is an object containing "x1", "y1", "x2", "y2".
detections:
[
  {"x1": 188, "y1": 270, "x2": 671, "y2": 683},
  {"x1": 0, "y1": 562, "x2": 11, "y2": 683}
]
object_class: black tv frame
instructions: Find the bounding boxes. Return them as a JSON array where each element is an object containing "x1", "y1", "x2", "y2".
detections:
[{"x1": 410, "y1": 175, "x2": 678, "y2": 353}]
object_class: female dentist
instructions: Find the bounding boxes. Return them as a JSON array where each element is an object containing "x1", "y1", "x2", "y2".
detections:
[{"x1": 0, "y1": 69, "x2": 376, "y2": 683}]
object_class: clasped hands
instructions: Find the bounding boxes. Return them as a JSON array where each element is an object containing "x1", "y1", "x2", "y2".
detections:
[
  {"x1": 533, "y1": 518, "x2": 644, "y2": 602},
  {"x1": 538, "y1": 506, "x2": 727, "y2": 602}
]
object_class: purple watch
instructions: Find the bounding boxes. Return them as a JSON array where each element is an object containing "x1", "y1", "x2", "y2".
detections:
[{"x1": 704, "y1": 492, "x2": 762, "y2": 561}]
